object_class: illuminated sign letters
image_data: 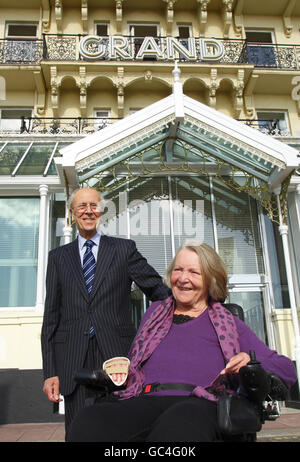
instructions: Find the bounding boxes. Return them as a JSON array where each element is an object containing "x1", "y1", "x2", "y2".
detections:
[{"x1": 79, "y1": 35, "x2": 225, "y2": 62}]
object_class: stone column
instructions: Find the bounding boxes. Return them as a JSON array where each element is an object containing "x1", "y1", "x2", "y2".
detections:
[{"x1": 36, "y1": 184, "x2": 49, "y2": 312}]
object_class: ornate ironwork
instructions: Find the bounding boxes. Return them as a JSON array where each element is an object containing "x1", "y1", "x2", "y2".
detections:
[
  {"x1": 17, "y1": 117, "x2": 120, "y2": 135},
  {"x1": 238, "y1": 119, "x2": 290, "y2": 137},
  {"x1": 0, "y1": 116, "x2": 291, "y2": 138},
  {"x1": 0, "y1": 39, "x2": 43, "y2": 64},
  {"x1": 0, "y1": 35, "x2": 300, "y2": 69},
  {"x1": 43, "y1": 35, "x2": 77, "y2": 61},
  {"x1": 80, "y1": 137, "x2": 290, "y2": 225}
]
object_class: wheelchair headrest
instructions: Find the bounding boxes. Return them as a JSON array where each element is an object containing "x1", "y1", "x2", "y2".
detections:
[{"x1": 223, "y1": 303, "x2": 245, "y2": 321}]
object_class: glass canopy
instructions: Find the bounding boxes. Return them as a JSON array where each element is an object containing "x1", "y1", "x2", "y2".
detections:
[{"x1": 0, "y1": 141, "x2": 71, "y2": 176}]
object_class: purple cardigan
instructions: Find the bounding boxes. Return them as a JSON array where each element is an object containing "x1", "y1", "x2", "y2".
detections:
[{"x1": 139, "y1": 301, "x2": 297, "y2": 396}]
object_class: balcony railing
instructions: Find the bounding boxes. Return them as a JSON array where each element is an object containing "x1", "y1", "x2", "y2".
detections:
[
  {"x1": 0, "y1": 39, "x2": 43, "y2": 64},
  {"x1": 0, "y1": 116, "x2": 292, "y2": 137},
  {"x1": 238, "y1": 119, "x2": 290, "y2": 137},
  {"x1": 0, "y1": 117, "x2": 121, "y2": 135},
  {"x1": 0, "y1": 35, "x2": 300, "y2": 69}
]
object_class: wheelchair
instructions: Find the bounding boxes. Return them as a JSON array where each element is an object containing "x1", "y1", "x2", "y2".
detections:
[{"x1": 74, "y1": 303, "x2": 288, "y2": 442}]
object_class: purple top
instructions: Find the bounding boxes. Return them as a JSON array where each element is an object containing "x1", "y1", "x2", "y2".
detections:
[{"x1": 140, "y1": 301, "x2": 297, "y2": 396}]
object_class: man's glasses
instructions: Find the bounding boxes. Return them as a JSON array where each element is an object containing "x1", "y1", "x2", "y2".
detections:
[{"x1": 73, "y1": 203, "x2": 101, "y2": 214}]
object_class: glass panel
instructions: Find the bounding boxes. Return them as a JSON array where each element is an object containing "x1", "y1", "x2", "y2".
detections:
[
  {"x1": 128, "y1": 177, "x2": 173, "y2": 277},
  {"x1": 178, "y1": 26, "x2": 191, "y2": 38},
  {"x1": 7, "y1": 24, "x2": 37, "y2": 37},
  {"x1": 0, "y1": 197, "x2": 39, "y2": 307},
  {"x1": 227, "y1": 291, "x2": 267, "y2": 343},
  {"x1": 95, "y1": 24, "x2": 108, "y2": 36},
  {"x1": 49, "y1": 193, "x2": 68, "y2": 249},
  {"x1": 46, "y1": 142, "x2": 69, "y2": 176},
  {"x1": 213, "y1": 178, "x2": 264, "y2": 274},
  {"x1": 16, "y1": 142, "x2": 56, "y2": 175},
  {"x1": 245, "y1": 31, "x2": 273, "y2": 43},
  {"x1": 131, "y1": 25, "x2": 158, "y2": 37},
  {"x1": 101, "y1": 181, "x2": 129, "y2": 240},
  {"x1": 171, "y1": 176, "x2": 214, "y2": 251},
  {"x1": 0, "y1": 142, "x2": 30, "y2": 175}
]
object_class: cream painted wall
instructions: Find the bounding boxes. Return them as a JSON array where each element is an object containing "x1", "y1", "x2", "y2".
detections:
[
  {"x1": 0, "y1": 312, "x2": 43, "y2": 370},
  {"x1": 272, "y1": 310, "x2": 299, "y2": 360}
]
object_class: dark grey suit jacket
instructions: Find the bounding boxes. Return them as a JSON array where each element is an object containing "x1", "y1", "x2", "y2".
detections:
[{"x1": 41, "y1": 234, "x2": 169, "y2": 396}]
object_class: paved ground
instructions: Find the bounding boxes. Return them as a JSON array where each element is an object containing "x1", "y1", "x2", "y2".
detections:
[{"x1": 0, "y1": 407, "x2": 299, "y2": 443}]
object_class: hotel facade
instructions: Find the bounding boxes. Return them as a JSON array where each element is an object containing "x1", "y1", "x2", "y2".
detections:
[{"x1": 0, "y1": 0, "x2": 300, "y2": 422}]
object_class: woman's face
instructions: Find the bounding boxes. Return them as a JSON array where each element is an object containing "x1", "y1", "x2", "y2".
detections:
[{"x1": 171, "y1": 248, "x2": 208, "y2": 309}]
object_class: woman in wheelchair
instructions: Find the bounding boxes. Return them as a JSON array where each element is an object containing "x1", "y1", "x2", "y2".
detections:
[{"x1": 69, "y1": 241, "x2": 297, "y2": 442}]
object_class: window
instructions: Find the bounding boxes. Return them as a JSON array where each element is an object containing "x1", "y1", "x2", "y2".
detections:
[
  {"x1": 0, "y1": 109, "x2": 33, "y2": 133},
  {"x1": 245, "y1": 30, "x2": 276, "y2": 67},
  {"x1": 176, "y1": 25, "x2": 192, "y2": 60},
  {"x1": 5, "y1": 23, "x2": 39, "y2": 63},
  {"x1": 95, "y1": 23, "x2": 109, "y2": 36},
  {"x1": 100, "y1": 176, "x2": 262, "y2": 276},
  {"x1": 6, "y1": 23, "x2": 38, "y2": 38},
  {"x1": 245, "y1": 30, "x2": 273, "y2": 43},
  {"x1": 213, "y1": 178, "x2": 264, "y2": 275},
  {"x1": 177, "y1": 25, "x2": 192, "y2": 38},
  {"x1": 129, "y1": 24, "x2": 158, "y2": 37},
  {"x1": 256, "y1": 111, "x2": 289, "y2": 135},
  {"x1": 94, "y1": 109, "x2": 110, "y2": 130},
  {"x1": 0, "y1": 197, "x2": 40, "y2": 307},
  {"x1": 129, "y1": 24, "x2": 159, "y2": 61}
]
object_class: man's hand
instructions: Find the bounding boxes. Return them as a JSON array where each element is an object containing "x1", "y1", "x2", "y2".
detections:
[{"x1": 43, "y1": 376, "x2": 61, "y2": 402}]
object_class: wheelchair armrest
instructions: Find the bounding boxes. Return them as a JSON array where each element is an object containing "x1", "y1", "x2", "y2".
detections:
[
  {"x1": 74, "y1": 368, "x2": 120, "y2": 393},
  {"x1": 239, "y1": 350, "x2": 288, "y2": 403},
  {"x1": 266, "y1": 371, "x2": 288, "y2": 401}
]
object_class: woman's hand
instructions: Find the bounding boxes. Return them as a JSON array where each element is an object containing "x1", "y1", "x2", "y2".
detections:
[{"x1": 220, "y1": 352, "x2": 251, "y2": 375}]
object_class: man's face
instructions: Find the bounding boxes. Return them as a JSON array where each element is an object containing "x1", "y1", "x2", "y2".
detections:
[{"x1": 71, "y1": 189, "x2": 102, "y2": 239}]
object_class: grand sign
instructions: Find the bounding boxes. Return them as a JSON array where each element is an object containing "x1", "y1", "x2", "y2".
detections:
[{"x1": 79, "y1": 35, "x2": 225, "y2": 62}]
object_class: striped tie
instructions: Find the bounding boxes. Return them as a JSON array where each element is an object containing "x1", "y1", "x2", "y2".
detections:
[{"x1": 83, "y1": 240, "x2": 96, "y2": 337}]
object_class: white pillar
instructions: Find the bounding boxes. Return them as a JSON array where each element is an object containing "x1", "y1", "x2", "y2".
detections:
[
  {"x1": 276, "y1": 191, "x2": 300, "y2": 391},
  {"x1": 63, "y1": 190, "x2": 73, "y2": 244},
  {"x1": 36, "y1": 184, "x2": 49, "y2": 312},
  {"x1": 63, "y1": 225, "x2": 73, "y2": 244},
  {"x1": 172, "y1": 61, "x2": 185, "y2": 121}
]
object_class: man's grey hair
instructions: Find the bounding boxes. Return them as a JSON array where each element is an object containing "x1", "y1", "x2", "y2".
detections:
[{"x1": 68, "y1": 187, "x2": 106, "y2": 211}]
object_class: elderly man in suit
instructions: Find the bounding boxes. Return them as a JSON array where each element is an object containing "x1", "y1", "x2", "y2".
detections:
[{"x1": 41, "y1": 187, "x2": 169, "y2": 439}]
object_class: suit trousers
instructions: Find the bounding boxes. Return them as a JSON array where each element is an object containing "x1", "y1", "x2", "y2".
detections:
[
  {"x1": 68, "y1": 395, "x2": 220, "y2": 442},
  {"x1": 64, "y1": 335, "x2": 104, "y2": 441}
]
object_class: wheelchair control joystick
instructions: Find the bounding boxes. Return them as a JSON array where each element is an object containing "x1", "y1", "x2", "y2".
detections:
[{"x1": 239, "y1": 350, "x2": 271, "y2": 403}]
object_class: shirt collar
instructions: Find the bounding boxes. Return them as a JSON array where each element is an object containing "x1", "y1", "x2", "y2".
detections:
[{"x1": 78, "y1": 230, "x2": 101, "y2": 251}]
